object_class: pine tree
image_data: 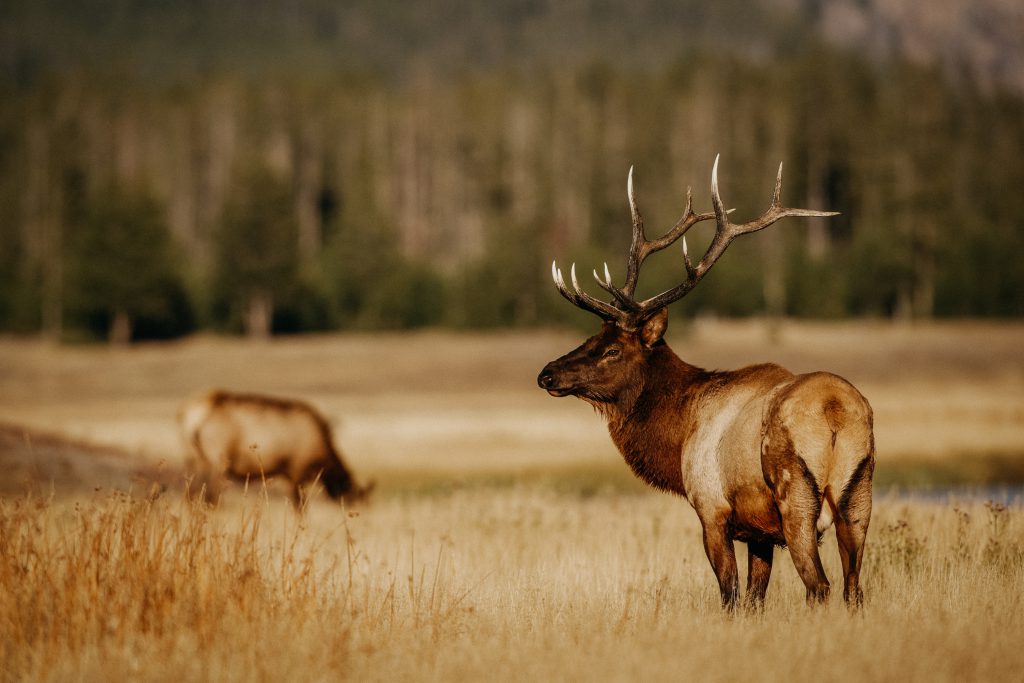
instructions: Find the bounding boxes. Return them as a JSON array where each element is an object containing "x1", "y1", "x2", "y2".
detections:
[
  {"x1": 64, "y1": 184, "x2": 186, "y2": 343},
  {"x1": 213, "y1": 166, "x2": 301, "y2": 338}
]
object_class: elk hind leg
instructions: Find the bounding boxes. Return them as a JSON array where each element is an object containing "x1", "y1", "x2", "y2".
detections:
[
  {"x1": 777, "y1": 461, "x2": 830, "y2": 603},
  {"x1": 835, "y1": 456, "x2": 874, "y2": 607},
  {"x1": 290, "y1": 481, "x2": 314, "y2": 511}
]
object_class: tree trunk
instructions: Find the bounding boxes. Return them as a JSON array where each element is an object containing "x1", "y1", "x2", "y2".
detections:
[
  {"x1": 805, "y1": 153, "x2": 830, "y2": 262},
  {"x1": 109, "y1": 309, "x2": 133, "y2": 346},
  {"x1": 245, "y1": 291, "x2": 273, "y2": 339},
  {"x1": 762, "y1": 234, "x2": 786, "y2": 342},
  {"x1": 763, "y1": 103, "x2": 791, "y2": 338},
  {"x1": 295, "y1": 119, "x2": 324, "y2": 258},
  {"x1": 912, "y1": 219, "x2": 936, "y2": 319}
]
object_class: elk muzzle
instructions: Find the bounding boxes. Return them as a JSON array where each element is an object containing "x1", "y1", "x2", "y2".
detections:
[{"x1": 537, "y1": 362, "x2": 574, "y2": 397}]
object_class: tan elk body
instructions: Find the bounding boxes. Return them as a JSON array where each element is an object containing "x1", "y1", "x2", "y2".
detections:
[
  {"x1": 538, "y1": 158, "x2": 874, "y2": 608},
  {"x1": 179, "y1": 389, "x2": 368, "y2": 507}
]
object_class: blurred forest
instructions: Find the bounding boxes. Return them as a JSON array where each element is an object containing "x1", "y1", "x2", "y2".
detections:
[{"x1": 1, "y1": 0, "x2": 1023, "y2": 341}]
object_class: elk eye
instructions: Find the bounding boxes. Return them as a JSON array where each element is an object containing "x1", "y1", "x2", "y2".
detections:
[{"x1": 603, "y1": 347, "x2": 621, "y2": 358}]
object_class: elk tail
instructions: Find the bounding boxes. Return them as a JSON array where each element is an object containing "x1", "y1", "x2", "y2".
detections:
[{"x1": 822, "y1": 396, "x2": 846, "y2": 451}]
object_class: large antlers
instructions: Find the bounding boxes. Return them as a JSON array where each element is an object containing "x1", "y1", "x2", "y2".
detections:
[{"x1": 551, "y1": 155, "x2": 838, "y2": 329}]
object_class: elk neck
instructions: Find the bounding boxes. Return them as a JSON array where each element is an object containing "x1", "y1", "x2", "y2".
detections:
[{"x1": 604, "y1": 343, "x2": 707, "y2": 497}]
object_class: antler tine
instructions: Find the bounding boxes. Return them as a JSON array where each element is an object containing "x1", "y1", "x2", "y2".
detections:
[
  {"x1": 571, "y1": 262, "x2": 632, "y2": 318},
  {"x1": 732, "y1": 158, "x2": 840, "y2": 235},
  {"x1": 710, "y1": 154, "x2": 728, "y2": 231},
  {"x1": 627, "y1": 166, "x2": 642, "y2": 235},
  {"x1": 592, "y1": 262, "x2": 639, "y2": 310},
  {"x1": 690, "y1": 152, "x2": 738, "y2": 280},
  {"x1": 772, "y1": 162, "x2": 784, "y2": 207},
  {"x1": 621, "y1": 166, "x2": 646, "y2": 297},
  {"x1": 591, "y1": 262, "x2": 613, "y2": 289},
  {"x1": 682, "y1": 236, "x2": 696, "y2": 280},
  {"x1": 569, "y1": 263, "x2": 582, "y2": 292},
  {"x1": 551, "y1": 260, "x2": 621, "y2": 321}
]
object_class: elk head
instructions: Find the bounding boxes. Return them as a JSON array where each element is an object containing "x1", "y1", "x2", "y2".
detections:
[
  {"x1": 537, "y1": 310, "x2": 668, "y2": 405},
  {"x1": 538, "y1": 156, "x2": 837, "y2": 406},
  {"x1": 321, "y1": 460, "x2": 376, "y2": 504}
]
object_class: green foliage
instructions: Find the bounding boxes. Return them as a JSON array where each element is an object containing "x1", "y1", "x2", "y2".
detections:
[
  {"x1": 212, "y1": 166, "x2": 301, "y2": 334},
  {"x1": 934, "y1": 222, "x2": 1024, "y2": 317},
  {"x1": 2, "y1": 15, "x2": 1024, "y2": 336},
  {"x1": 0, "y1": 245, "x2": 40, "y2": 333},
  {"x1": 63, "y1": 184, "x2": 191, "y2": 341},
  {"x1": 370, "y1": 263, "x2": 446, "y2": 329},
  {"x1": 216, "y1": 167, "x2": 299, "y2": 297},
  {"x1": 269, "y1": 274, "x2": 333, "y2": 335},
  {"x1": 448, "y1": 219, "x2": 550, "y2": 329},
  {"x1": 0, "y1": 88, "x2": 40, "y2": 332},
  {"x1": 323, "y1": 223, "x2": 445, "y2": 331},
  {"x1": 787, "y1": 253, "x2": 850, "y2": 319}
]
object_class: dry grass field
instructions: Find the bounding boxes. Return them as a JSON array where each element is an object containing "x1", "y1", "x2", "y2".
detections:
[
  {"x1": 1, "y1": 320, "x2": 1023, "y2": 681},
  {"x1": 2, "y1": 489, "x2": 1023, "y2": 682}
]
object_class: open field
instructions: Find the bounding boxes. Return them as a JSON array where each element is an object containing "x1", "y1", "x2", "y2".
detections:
[
  {"x1": 1, "y1": 319, "x2": 1023, "y2": 493},
  {"x1": 1, "y1": 321, "x2": 1024, "y2": 681}
]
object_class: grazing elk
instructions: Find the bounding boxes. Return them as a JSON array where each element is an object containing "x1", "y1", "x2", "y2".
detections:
[
  {"x1": 179, "y1": 389, "x2": 371, "y2": 508},
  {"x1": 538, "y1": 157, "x2": 874, "y2": 609}
]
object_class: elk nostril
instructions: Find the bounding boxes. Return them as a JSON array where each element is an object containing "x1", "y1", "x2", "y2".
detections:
[{"x1": 538, "y1": 373, "x2": 555, "y2": 389}]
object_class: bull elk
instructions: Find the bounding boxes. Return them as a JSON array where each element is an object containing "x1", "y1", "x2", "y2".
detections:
[
  {"x1": 538, "y1": 157, "x2": 874, "y2": 609},
  {"x1": 179, "y1": 390, "x2": 372, "y2": 508}
]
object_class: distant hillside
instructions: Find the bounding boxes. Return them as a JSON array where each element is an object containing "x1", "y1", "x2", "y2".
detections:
[
  {"x1": 2, "y1": 0, "x2": 1023, "y2": 334},
  {"x1": 2, "y1": 0, "x2": 1021, "y2": 92},
  {"x1": 803, "y1": 0, "x2": 1024, "y2": 94}
]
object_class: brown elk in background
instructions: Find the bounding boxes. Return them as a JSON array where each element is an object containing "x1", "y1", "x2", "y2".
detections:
[
  {"x1": 538, "y1": 157, "x2": 874, "y2": 609},
  {"x1": 179, "y1": 390, "x2": 372, "y2": 508}
]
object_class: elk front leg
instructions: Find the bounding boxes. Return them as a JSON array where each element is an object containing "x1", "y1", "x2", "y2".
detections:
[
  {"x1": 744, "y1": 540, "x2": 774, "y2": 609},
  {"x1": 701, "y1": 513, "x2": 739, "y2": 610},
  {"x1": 187, "y1": 457, "x2": 222, "y2": 505},
  {"x1": 291, "y1": 482, "x2": 309, "y2": 511}
]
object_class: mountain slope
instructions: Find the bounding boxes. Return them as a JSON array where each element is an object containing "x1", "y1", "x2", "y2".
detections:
[{"x1": 2, "y1": 0, "x2": 1021, "y2": 93}]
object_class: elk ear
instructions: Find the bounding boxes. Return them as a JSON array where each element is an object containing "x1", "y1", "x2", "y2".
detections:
[{"x1": 639, "y1": 308, "x2": 668, "y2": 348}]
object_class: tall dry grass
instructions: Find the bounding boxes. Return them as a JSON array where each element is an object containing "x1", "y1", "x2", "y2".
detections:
[{"x1": 2, "y1": 487, "x2": 1022, "y2": 682}]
